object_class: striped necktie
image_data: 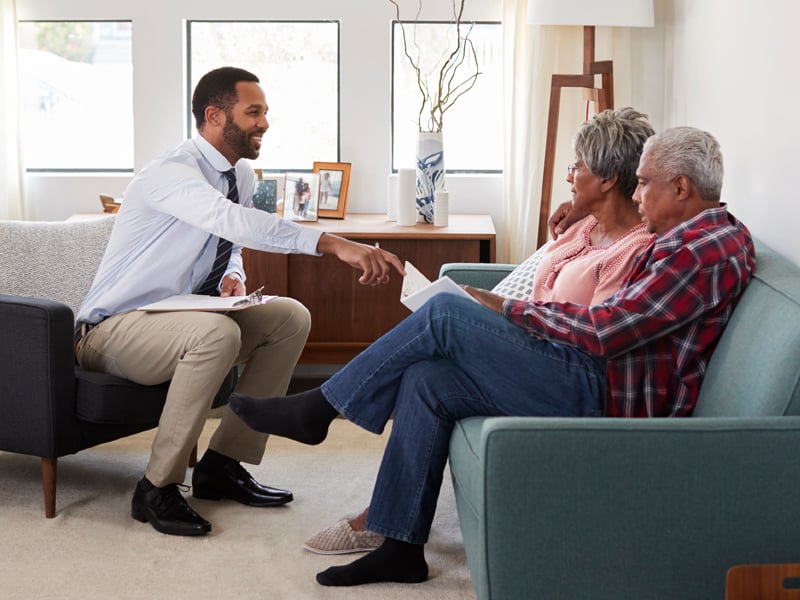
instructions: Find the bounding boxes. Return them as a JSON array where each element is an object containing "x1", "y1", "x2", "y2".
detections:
[{"x1": 195, "y1": 169, "x2": 239, "y2": 296}]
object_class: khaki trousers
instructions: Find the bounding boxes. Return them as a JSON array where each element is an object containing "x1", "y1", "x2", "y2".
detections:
[{"x1": 76, "y1": 298, "x2": 311, "y2": 486}]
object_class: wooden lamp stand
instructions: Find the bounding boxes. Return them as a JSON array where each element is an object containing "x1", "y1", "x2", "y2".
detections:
[{"x1": 536, "y1": 25, "x2": 614, "y2": 247}]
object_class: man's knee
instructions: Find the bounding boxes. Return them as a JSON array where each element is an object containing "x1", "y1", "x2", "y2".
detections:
[
  {"x1": 281, "y1": 297, "x2": 312, "y2": 336},
  {"x1": 263, "y1": 297, "x2": 312, "y2": 338}
]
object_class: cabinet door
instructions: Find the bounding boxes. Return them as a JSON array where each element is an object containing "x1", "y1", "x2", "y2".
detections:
[{"x1": 243, "y1": 237, "x2": 484, "y2": 361}]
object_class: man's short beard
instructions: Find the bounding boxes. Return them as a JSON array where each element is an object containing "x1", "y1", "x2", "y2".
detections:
[{"x1": 223, "y1": 114, "x2": 259, "y2": 160}]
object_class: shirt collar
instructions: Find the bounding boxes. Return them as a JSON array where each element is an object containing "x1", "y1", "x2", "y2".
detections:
[
  {"x1": 654, "y1": 203, "x2": 729, "y2": 249},
  {"x1": 193, "y1": 134, "x2": 235, "y2": 173},
  {"x1": 675, "y1": 203, "x2": 728, "y2": 233}
]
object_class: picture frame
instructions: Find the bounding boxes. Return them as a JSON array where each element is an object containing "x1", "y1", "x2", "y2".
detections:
[
  {"x1": 252, "y1": 169, "x2": 286, "y2": 216},
  {"x1": 98, "y1": 194, "x2": 121, "y2": 213},
  {"x1": 313, "y1": 162, "x2": 351, "y2": 219},
  {"x1": 283, "y1": 172, "x2": 320, "y2": 222}
]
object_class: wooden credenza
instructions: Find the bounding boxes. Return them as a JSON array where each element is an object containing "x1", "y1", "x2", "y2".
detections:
[{"x1": 243, "y1": 213, "x2": 496, "y2": 364}]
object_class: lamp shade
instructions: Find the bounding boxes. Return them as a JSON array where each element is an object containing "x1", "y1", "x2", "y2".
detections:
[{"x1": 527, "y1": 0, "x2": 654, "y2": 27}]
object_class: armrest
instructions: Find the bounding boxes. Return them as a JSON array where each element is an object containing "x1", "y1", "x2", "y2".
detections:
[
  {"x1": 0, "y1": 294, "x2": 77, "y2": 457},
  {"x1": 439, "y1": 263, "x2": 515, "y2": 289},
  {"x1": 451, "y1": 416, "x2": 800, "y2": 599}
]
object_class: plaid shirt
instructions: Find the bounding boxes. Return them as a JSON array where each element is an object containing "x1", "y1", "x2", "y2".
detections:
[{"x1": 504, "y1": 206, "x2": 756, "y2": 417}]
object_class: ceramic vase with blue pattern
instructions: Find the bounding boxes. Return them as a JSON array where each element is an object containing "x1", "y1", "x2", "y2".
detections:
[{"x1": 415, "y1": 132, "x2": 445, "y2": 224}]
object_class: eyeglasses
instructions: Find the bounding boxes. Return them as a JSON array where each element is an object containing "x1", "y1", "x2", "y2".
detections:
[{"x1": 567, "y1": 162, "x2": 580, "y2": 176}]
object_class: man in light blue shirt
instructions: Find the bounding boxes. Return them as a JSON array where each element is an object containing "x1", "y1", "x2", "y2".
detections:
[{"x1": 75, "y1": 66, "x2": 404, "y2": 537}]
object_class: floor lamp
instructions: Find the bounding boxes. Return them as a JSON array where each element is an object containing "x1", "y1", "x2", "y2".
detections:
[{"x1": 527, "y1": 0, "x2": 654, "y2": 248}]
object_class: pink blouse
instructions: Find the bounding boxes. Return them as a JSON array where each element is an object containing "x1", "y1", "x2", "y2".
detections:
[{"x1": 530, "y1": 215, "x2": 654, "y2": 305}]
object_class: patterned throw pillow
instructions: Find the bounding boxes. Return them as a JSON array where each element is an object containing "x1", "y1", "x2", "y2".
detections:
[{"x1": 491, "y1": 242, "x2": 552, "y2": 300}]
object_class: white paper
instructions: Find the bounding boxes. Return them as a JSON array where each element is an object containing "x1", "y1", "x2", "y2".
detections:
[
  {"x1": 400, "y1": 261, "x2": 431, "y2": 299},
  {"x1": 137, "y1": 293, "x2": 276, "y2": 312},
  {"x1": 400, "y1": 260, "x2": 478, "y2": 312}
]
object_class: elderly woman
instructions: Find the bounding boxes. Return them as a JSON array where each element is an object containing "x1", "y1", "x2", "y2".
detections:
[{"x1": 300, "y1": 107, "x2": 656, "y2": 557}]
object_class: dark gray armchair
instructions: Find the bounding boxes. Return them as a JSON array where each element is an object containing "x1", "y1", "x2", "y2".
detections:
[{"x1": 0, "y1": 216, "x2": 234, "y2": 517}]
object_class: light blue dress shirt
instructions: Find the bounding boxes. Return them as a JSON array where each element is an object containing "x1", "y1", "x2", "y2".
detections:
[{"x1": 76, "y1": 136, "x2": 322, "y2": 324}]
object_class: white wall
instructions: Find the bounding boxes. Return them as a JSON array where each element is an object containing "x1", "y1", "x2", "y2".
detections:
[
  {"x1": 18, "y1": 0, "x2": 503, "y2": 226},
  {"x1": 632, "y1": 0, "x2": 800, "y2": 265}
]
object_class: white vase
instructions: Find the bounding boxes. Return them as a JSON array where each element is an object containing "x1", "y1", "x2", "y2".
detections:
[
  {"x1": 415, "y1": 132, "x2": 445, "y2": 224},
  {"x1": 396, "y1": 168, "x2": 417, "y2": 226}
]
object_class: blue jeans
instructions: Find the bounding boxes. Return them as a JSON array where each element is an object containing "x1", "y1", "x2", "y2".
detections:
[{"x1": 321, "y1": 294, "x2": 607, "y2": 544}]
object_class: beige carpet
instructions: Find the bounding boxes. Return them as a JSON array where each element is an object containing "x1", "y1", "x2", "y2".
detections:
[{"x1": 0, "y1": 419, "x2": 476, "y2": 599}]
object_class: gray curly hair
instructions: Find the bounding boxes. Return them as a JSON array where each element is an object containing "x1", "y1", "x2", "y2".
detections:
[{"x1": 574, "y1": 107, "x2": 655, "y2": 198}]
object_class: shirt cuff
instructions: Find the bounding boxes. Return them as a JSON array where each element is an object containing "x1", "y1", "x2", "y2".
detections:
[
  {"x1": 502, "y1": 297, "x2": 515, "y2": 317},
  {"x1": 298, "y1": 228, "x2": 324, "y2": 256}
]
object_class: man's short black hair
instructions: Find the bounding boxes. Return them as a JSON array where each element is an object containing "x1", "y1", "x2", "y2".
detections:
[{"x1": 191, "y1": 66, "x2": 260, "y2": 130}]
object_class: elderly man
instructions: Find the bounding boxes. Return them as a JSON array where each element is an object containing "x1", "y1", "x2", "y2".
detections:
[{"x1": 230, "y1": 126, "x2": 756, "y2": 586}]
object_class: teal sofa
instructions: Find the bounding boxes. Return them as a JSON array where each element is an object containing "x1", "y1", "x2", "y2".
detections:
[{"x1": 442, "y1": 240, "x2": 800, "y2": 600}]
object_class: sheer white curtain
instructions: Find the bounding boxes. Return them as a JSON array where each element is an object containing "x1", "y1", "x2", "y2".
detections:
[
  {"x1": 501, "y1": 0, "x2": 635, "y2": 262},
  {"x1": 0, "y1": 0, "x2": 25, "y2": 220}
]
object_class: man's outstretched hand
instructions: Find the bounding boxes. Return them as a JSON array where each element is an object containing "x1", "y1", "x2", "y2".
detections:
[{"x1": 317, "y1": 233, "x2": 406, "y2": 285}]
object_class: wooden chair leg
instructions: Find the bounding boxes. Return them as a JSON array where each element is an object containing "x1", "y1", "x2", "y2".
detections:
[
  {"x1": 188, "y1": 444, "x2": 198, "y2": 468},
  {"x1": 41, "y1": 457, "x2": 57, "y2": 518}
]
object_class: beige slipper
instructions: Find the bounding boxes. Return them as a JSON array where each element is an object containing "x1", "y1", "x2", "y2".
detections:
[{"x1": 302, "y1": 517, "x2": 384, "y2": 555}]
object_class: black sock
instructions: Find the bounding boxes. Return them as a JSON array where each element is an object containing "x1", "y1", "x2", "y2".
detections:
[
  {"x1": 228, "y1": 387, "x2": 338, "y2": 445},
  {"x1": 196, "y1": 448, "x2": 235, "y2": 469},
  {"x1": 316, "y1": 538, "x2": 428, "y2": 587}
]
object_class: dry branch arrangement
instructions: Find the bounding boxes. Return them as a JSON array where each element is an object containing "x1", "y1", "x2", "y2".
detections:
[{"x1": 389, "y1": 0, "x2": 481, "y2": 133}]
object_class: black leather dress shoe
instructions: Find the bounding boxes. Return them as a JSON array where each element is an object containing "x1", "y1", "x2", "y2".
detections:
[
  {"x1": 131, "y1": 477, "x2": 211, "y2": 536},
  {"x1": 192, "y1": 450, "x2": 293, "y2": 507}
]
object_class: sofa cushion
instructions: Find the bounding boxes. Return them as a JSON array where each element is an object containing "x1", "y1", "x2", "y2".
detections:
[
  {"x1": 490, "y1": 242, "x2": 551, "y2": 299},
  {"x1": 75, "y1": 369, "x2": 169, "y2": 425},
  {"x1": 0, "y1": 216, "x2": 115, "y2": 314},
  {"x1": 694, "y1": 241, "x2": 800, "y2": 417},
  {"x1": 75, "y1": 366, "x2": 237, "y2": 425}
]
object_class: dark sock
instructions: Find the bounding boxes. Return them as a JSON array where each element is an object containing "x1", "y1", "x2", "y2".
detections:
[
  {"x1": 228, "y1": 387, "x2": 338, "y2": 445},
  {"x1": 196, "y1": 448, "x2": 235, "y2": 469},
  {"x1": 316, "y1": 538, "x2": 428, "y2": 587}
]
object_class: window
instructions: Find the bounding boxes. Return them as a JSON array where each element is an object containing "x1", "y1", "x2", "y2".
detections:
[
  {"x1": 392, "y1": 21, "x2": 503, "y2": 173},
  {"x1": 187, "y1": 21, "x2": 339, "y2": 171},
  {"x1": 17, "y1": 21, "x2": 133, "y2": 172}
]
